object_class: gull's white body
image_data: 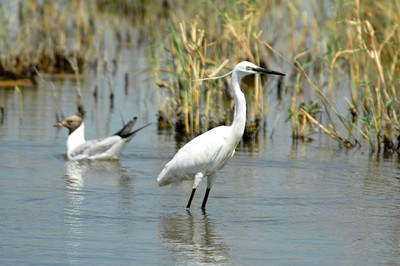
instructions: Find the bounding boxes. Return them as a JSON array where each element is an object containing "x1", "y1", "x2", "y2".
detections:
[
  {"x1": 54, "y1": 115, "x2": 150, "y2": 160},
  {"x1": 157, "y1": 61, "x2": 285, "y2": 209},
  {"x1": 66, "y1": 127, "x2": 131, "y2": 160}
]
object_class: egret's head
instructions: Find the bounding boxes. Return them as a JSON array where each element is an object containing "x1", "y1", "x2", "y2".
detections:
[
  {"x1": 234, "y1": 61, "x2": 285, "y2": 78},
  {"x1": 194, "y1": 61, "x2": 285, "y2": 82}
]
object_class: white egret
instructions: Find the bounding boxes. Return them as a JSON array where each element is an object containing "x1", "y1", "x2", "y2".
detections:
[
  {"x1": 54, "y1": 115, "x2": 151, "y2": 160},
  {"x1": 157, "y1": 61, "x2": 285, "y2": 209}
]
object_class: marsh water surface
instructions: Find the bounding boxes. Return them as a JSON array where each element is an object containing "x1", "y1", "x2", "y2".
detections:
[{"x1": 1, "y1": 11, "x2": 400, "y2": 266}]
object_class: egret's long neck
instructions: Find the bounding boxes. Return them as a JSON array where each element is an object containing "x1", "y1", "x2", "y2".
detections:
[
  {"x1": 231, "y1": 71, "x2": 246, "y2": 139},
  {"x1": 67, "y1": 123, "x2": 85, "y2": 154}
]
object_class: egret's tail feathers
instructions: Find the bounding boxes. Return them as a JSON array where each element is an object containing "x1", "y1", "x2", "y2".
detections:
[
  {"x1": 157, "y1": 169, "x2": 169, "y2": 187},
  {"x1": 158, "y1": 168, "x2": 186, "y2": 187}
]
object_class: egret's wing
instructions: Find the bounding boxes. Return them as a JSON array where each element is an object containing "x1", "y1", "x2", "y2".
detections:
[
  {"x1": 158, "y1": 126, "x2": 235, "y2": 186},
  {"x1": 173, "y1": 128, "x2": 227, "y2": 168}
]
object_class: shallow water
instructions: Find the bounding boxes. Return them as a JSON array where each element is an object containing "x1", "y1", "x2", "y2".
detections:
[
  {"x1": 1, "y1": 70, "x2": 400, "y2": 266},
  {"x1": 1, "y1": 13, "x2": 400, "y2": 265}
]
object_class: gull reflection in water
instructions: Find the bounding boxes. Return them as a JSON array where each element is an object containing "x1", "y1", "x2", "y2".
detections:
[
  {"x1": 64, "y1": 160, "x2": 86, "y2": 188},
  {"x1": 158, "y1": 211, "x2": 231, "y2": 265},
  {"x1": 63, "y1": 160, "x2": 86, "y2": 264},
  {"x1": 64, "y1": 160, "x2": 131, "y2": 188},
  {"x1": 63, "y1": 160, "x2": 131, "y2": 264}
]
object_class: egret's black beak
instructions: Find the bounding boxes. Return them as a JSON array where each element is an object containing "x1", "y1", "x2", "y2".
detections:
[{"x1": 253, "y1": 67, "x2": 286, "y2": 76}]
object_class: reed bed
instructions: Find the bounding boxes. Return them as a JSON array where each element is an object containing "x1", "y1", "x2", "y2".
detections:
[
  {"x1": 151, "y1": 0, "x2": 399, "y2": 153},
  {"x1": 1, "y1": 0, "x2": 399, "y2": 153},
  {"x1": 286, "y1": 0, "x2": 400, "y2": 153},
  {"x1": 0, "y1": 1, "x2": 100, "y2": 82},
  {"x1": 152, "y1": 1, "x2": 285, "y2": 140}
]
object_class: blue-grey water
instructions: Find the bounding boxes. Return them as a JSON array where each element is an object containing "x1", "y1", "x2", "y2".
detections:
[
  {"x1": 1, "y1": 10, "x2": 400, "y2": 265},
  {"x1": 1, "y1": 64, "x2": 400, "y2": 265}
]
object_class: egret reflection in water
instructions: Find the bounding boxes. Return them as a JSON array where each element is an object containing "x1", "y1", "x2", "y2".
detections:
[{"x1": 158, "y1": 212, "x2": 231, "y2": 265}]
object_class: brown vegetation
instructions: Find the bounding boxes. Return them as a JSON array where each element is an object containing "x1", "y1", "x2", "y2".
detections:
[{"x1": 1, "y1": 0, "x2": 399, "y2": 153}]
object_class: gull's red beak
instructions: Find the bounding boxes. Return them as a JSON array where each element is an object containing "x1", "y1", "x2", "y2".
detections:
[{"x1": 53, "y1": 122, "x2": 64, "y2": 127}]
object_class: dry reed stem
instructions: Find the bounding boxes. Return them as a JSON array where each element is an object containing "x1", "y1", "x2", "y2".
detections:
[
  {"x1": 328, "y1": 48, "x2": 359, "y2": 94},
  {"x1": 254, "y1": 33, "x2": 293, "y2": 67},
  {"x1": 364, "y1": 21, "x2": 386, "y2": 88},
  {"x1": 206, "y1": 60, "x2": 230, "y2": 79},
  {"x1": 300, "y1": 109, "x2": 352, "y2": 147},
  {"x1": 256, "y1": 32, "x2": 357, "y2": 146},
  {"x1": 295, "y1": 49, "x2": 358, "y2": 146}
]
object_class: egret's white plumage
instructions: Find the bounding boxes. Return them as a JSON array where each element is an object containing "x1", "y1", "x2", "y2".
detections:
[
  {"x1": 54, "y1": 115, "x2": 151, "y2": 160},
  {"x1": 158, "y1": 126, "x2": 237, "y2": 186},
  {"x1": 157, "y1": 61, "x2": 285, "y2": 209}
]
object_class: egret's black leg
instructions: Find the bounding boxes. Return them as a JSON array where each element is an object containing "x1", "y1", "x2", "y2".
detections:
[
  {"x1": 186, "y1": 188, "x2": 196, "y2": 209},
  {"x1": 201, "y1": 188, "x2": 211, "y2": 209}
]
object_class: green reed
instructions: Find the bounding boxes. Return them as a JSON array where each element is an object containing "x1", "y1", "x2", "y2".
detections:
[
  {"x1": 153, "y1": 0, "x2": 283, "y2": 139},
  {"x1": 272, "y1": 0, "x2": 400, "y2": 152},
  {"x1": 2, "y1": 0, "x2": 399, "y2": 153},
  {"x1": 327, "y1": 0, "x2": 400, "y2": 152}
]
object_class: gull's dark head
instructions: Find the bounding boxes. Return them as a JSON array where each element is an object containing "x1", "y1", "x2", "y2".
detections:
[{"x1": 53, "y1": 115, "x2": 83, "y2": 134}]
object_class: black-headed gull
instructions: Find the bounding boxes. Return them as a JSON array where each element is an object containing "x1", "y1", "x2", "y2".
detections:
[{"x1": 54, "y1": 115, "x2": 151, "y2": 160}]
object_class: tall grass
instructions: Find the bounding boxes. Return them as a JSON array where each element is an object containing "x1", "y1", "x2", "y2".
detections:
[
  {"x1": 152, "y1": 0, "x2": 399, "y2": 152},
  {"x1": 153, "y1": 1, "x2": 284, "y2": 139},
  {"x1": 1, "y1": 0, "x2": 399, "y2": 153},
  {"x1": 0, "y1": 1, "x2": 100, "y2": 81}
]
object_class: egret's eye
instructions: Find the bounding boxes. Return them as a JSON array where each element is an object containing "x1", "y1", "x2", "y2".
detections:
[{"x1": 246, "y1": 66, "x2": 252, "y2": 71}]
